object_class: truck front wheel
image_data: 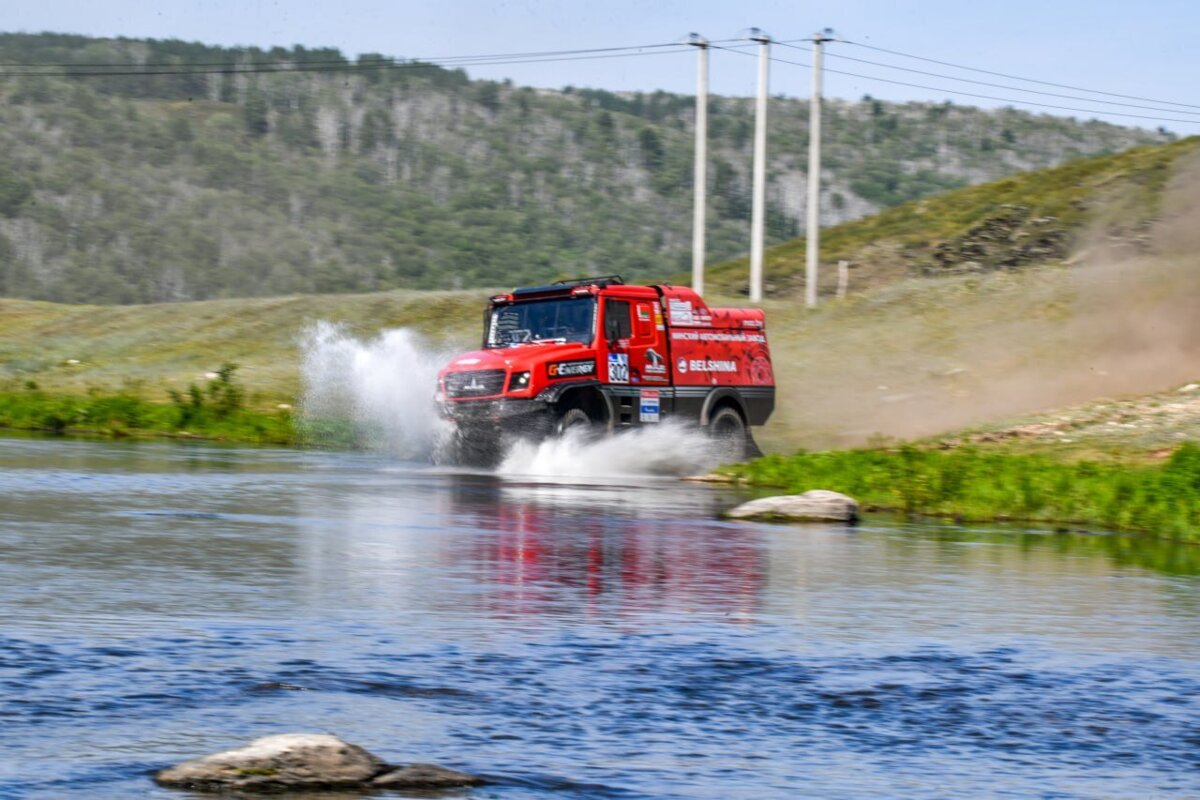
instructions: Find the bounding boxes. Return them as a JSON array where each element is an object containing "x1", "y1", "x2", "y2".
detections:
[
  {"x1": 556, "y1": 407, "x2": 597, "y2": 438},
  {"x1": 707, "y1": 405, "x2": 748, "y2": 463}
]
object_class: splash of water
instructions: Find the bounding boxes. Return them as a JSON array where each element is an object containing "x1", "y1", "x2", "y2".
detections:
[
  {"x1": 300, "y1": 322, "x2": 451, "y2": 458},
  {"x1": 498, "y1": 421, "x2": 718, "y2": 481},
  {"x1": 301, "y1": 322, "x2": 724, "y2": 478}
]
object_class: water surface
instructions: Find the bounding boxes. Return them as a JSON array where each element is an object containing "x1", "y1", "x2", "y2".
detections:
[{"x1": 1, "y1": 437, "x2": 1198, "y2": 799}]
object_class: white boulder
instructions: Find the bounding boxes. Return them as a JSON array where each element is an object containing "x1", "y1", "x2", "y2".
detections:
[
  {"x1": 154, "y1": 733, "x2": 482, "y2": 792},
  {"x1": 726, "y1": 490, "x2": 859, "y2": 523}
]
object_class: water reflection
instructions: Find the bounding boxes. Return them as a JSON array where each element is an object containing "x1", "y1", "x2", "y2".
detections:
[
  {"x1": 293, "y1": 470, "x2": 767, "y2": 623},
  {"x1": 3, "y1": 438, "x2": 1200, "y2": 800}
]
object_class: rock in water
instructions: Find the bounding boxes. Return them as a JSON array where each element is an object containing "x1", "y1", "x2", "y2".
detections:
[
  {"x1": 373, "y1": 763, "x2": 485, "y2": 788},
  {"x1": 726, "y1": 490, "x2": 859, "y2": 523},
  {"x1": 155, "y1": 733, "x2": 387, "y2": 792}
]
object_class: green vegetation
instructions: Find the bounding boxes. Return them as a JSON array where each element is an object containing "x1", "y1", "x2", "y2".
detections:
[
  {"x1": 0, "y1": 366, "x2": 295, "y2": 444},
  {"x1": 723, "y1": 444, "x2": 1200, "y2": 542},
  {"x1": 0, "y1": 290, "x2": 484, "y2": 400},
  {"x1": 0, "y1": 32, "x2": 1170, "y2": 304}
]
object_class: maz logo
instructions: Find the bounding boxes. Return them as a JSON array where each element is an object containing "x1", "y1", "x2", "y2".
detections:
[{"x1": 645, "y1": 348, "x2": 667, "y2": 373}]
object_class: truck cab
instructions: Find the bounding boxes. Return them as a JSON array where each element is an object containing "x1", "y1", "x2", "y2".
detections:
[{"x1": 437, "y1": 276, "x2": 774, "y2": 465}]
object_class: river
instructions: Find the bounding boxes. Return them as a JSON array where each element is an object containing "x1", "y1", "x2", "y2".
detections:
[{"x1": 1, "y1": 436, "x2": 1198, "y2": 799}]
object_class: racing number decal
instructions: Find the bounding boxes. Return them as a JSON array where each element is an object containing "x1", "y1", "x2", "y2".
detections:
[{"x1": 608, "y1": 353, "x2": 629, "y2": 384}]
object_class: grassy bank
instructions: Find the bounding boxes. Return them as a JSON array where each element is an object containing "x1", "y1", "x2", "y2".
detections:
[
  {"x1": 0, "y1": 289, "x2": 484, "y2": 401},
  {"x1": 0, "y1": 368, "x2": 296, "y2": 445},
  {"x1": 722, "y1": 445, "x2": 1200, "y2": 543}
]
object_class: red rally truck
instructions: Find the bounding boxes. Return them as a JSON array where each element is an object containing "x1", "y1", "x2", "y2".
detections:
[{"x1": 437, "y1": 275, "x2": 774, "y2": 464}]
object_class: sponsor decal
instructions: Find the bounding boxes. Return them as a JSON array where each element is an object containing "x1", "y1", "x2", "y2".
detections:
[
  {"x1": 670, "y1": 331, "x2": 767, "y2": 343},
  {"x1": 653, "y1": 302, "x2": 664, "y2": 329},
  {"x1": 637, "y1": 305, "x2": 651, "y2": 322},
  {"x1": 608, "y1": 352, "x2": 629, "y2": 384},
  {"x1": 688, "y1": 359, "x2": 738, "y2": 373},
  {"x1": 547, "y1": 359, "x2": 596, "y2": 378},
  {"x1": 455, "y1": 358, "x2": 481, "y2": 365},
  {"x1": 667, "y1": 298, "x2": 694, "y2": 325},
  {"x1": 676, "y1": 357, "x2": 688, "y2": 374},
  {"x1": 639, "y1": 389, "x2": 660, "y2": 423},
  {"x1": 645, "y1": 348, "x2": 667, "y2": 373}
]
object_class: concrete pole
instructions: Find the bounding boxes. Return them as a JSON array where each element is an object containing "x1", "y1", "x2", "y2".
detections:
[
  {"x1": 690, "y1": 35, "x2": 709, "y2": 295},
  {"x1": 805, "y1": 33, "x2": 829, "y2": 309},
  {"x1": 748, "y1": 32, "x2": 770, "y2": 304}
]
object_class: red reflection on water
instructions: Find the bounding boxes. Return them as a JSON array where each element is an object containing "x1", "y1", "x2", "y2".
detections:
[{"x1": 446, "y1": 482, "x2": 766, "y2": 622}]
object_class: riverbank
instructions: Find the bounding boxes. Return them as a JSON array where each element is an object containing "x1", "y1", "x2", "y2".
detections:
[
  {"x1": 0, "y1": 372, "x2": 296, "y2": 445},
  {"x1": 6, "y1": 384, "x2": 1200, "y2": 544},
  {"x1": 721, "y1": 444, "x2": 1200, "y2": 543}
]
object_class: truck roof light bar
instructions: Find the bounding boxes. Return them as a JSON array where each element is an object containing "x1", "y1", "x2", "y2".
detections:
[{"x1": 551, "y1": 275, "x2": 625, "y2": 288}]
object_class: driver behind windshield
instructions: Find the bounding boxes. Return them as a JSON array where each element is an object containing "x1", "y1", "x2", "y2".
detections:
[{"x1": 489, "y1": 298, "x2": 594, "y2": 346}]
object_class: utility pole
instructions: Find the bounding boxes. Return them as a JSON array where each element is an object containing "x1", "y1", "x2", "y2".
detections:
[
  {"x1": 690, "y1": 34, "x2": 709, "y2": 295},
  {"x1": 805, "y1": 31, "x2": 831, "y2": 309},
  {"x1": 748, "y1": 30, "x2": 770, "y2": 304}
]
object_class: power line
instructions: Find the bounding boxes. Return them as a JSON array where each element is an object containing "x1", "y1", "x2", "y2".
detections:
[
  {"x1": 711, "y1": 44, "x2": 1199, "y2": 126},
  {"x1": 839, "y1": 38, "x2": 1200, "y2": 112},
  {"x1": 774, "y1": 41, "x2": 1200, "y2": 118},
  {"x1": 2, "y1": 31, "x2": 1193, "y2": 126}
]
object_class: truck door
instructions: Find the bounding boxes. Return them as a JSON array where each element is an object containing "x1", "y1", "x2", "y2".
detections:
[{"x1": 601, "y1": 295, "x2": 670, "y2": 424}]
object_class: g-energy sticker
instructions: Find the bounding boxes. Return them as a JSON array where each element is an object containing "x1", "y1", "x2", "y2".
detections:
[{"x1": 547, "y1": 359, "x2": 595, "y2": 378}]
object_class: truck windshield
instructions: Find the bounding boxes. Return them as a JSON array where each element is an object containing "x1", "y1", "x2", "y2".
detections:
[{"x1": 487, "y1": 297, "x2": 596, "y2": 347}]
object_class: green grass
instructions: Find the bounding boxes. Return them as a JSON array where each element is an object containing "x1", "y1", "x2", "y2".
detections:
[
  {"x1": 723, "y1": 444, "x2": 1200, "y2": 542},
  {"x1": 0, "y1": 289, "x2": 486, "y2": 400},
  {"x1": 0, "y1": 367, "x2": 296, "y2": 445}
]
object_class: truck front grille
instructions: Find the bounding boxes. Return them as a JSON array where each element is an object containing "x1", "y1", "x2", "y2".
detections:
[{"x1": 444, "y1": 369, "x2": 507, "y2": 399}]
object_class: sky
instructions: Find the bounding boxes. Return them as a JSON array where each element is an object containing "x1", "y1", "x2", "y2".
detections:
[{"x1": 4, "y1": 0, "x2": 1199, "y2": 133}]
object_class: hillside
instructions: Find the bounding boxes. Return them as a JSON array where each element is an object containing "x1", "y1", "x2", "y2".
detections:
[
  {"x1": 707, "y1": 136, "x2": 1200, "y2": 296},
  {"x1": 0, "y1": 32, "x2": 1172, "y2": 304},
  {"x1": 2, "y1": 137, "x2": 1198, "y2": 457}
]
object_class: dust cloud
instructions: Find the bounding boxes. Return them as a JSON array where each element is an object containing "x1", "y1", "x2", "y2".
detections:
[{"x1": 770, "y1": 153, "x2": 1200, "y2": 448}]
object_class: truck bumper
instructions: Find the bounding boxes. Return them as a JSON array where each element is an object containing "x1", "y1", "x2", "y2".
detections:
[{"x1": 439, "y1": 397, "x2": 556, "y2": 439}]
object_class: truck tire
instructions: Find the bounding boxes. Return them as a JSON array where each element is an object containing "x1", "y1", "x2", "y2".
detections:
[
  {"x1": 448, "y1": 426, "x2": 502, "y2": 468},
  {"x1": 556, "y1": 407, "x2": 597, "y2": 438},
  {"x1": 707, "y1": 405, "x2": 748, "y2": 463}
]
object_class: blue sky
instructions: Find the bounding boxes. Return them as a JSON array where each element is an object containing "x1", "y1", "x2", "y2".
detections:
[{"x1": 5, "y1": 0, "x2": 1199, "y2": 133}]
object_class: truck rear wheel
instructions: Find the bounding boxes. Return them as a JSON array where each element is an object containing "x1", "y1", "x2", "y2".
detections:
[{"x1": 707, "y1": 405, "x2": 748, "y2": 463}]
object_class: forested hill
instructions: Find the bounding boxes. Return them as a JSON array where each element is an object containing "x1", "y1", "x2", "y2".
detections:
[{"x1": 0, "y1": 32, "x2": 1172, "y2": 304}]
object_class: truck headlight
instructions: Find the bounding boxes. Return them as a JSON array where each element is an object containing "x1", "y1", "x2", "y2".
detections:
[{"x1": 508, "y1": 371, "x2": 531, "y2": 391}]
